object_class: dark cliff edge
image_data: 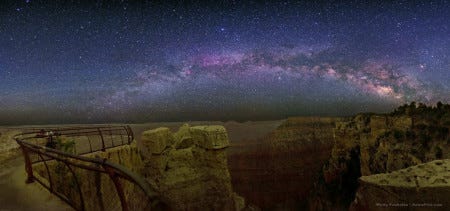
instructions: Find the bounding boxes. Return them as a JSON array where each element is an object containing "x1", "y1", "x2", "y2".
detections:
[{"x1": 308, "y1": 102, "x2": 450, "y2": 210}]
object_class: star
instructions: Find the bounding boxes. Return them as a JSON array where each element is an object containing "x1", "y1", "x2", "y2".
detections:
[{"x1": 0, "y1": 0, "x2": 448, "y2": 124}]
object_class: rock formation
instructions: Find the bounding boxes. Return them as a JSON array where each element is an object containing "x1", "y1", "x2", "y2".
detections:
[
  {"x1": 350, "y1": 159, "x2": 450, "y2": 211},
  {"x1": 31, "y1": 124, "x2": 246, "y2": 210},
  {"x1": 139, "y1": 124, "x2": 245, "y2": 210},
  {"x1": 309, "y1": 103, "x2": 450, "y2": 210}
]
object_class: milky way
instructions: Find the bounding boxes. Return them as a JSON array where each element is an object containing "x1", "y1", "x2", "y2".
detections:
[{"x1": 0, "y1": 1, "x2": 449, "y2": 124}]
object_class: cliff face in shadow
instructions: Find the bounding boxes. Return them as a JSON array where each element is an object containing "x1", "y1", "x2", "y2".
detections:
[
  {"x1": 228, "y1": 117, "x2": 338, "y2": 209},
  {"x1": 309, "y1": 103, "x2": 450, "y2": 210}
]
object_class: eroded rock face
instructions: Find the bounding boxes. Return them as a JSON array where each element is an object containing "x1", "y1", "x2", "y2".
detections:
[
  {"x1": 190, "y1": 125, "x2": 230, "y2": 150},
  {"x1": 330, "y1": 114, "x2": 449, "y2": 177},
  {"x1": 350, "y1": 159, "x2": 450, "y2": 211},
  {"x1": 309, "y1": 111, "x2": 450, "y2": 210},
  {"x1": 141, "y1": 127, "x2": 173, "y2": 155},
  {"x1": 139, "y1": 124, "x2": 245, "y2": 210}
]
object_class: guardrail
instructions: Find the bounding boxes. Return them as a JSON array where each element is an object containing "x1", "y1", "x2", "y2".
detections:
[{"x1": 14, "y1": 125, "x2": 166, "y2": 211}]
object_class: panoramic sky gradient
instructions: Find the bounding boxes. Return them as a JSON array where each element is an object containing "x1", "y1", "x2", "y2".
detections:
[{"x1": 1, "y1": 0, "x2": 449, "y2": 124}]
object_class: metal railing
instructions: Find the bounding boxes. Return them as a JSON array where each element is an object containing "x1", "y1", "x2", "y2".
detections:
[{"x1": 14, "y1": 125, "x2": 166, "y2": 211}]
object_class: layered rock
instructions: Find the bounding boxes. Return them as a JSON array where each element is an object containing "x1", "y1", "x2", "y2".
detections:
[
  {"x1": 351, "y1": 159, "x2": 450, "y2": 211},
  {"x1": 309, "y1": 104, "x2": 450, "y2": 210},
  {"x1": 329, "y1": 113, "x2": 449, "y2": 178},
  {"x1": 139, "y1": 124, "x2": 245, "y2": 210}
]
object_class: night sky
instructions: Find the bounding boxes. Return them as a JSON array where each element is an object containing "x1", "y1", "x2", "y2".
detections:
[{"x1": 1, "y1": 0, "x2": 449, "y2": 124}]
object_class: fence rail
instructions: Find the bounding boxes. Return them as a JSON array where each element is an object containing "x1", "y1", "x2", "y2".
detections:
[{"x1": 14, "y1": 125, "x2": 165, "y2": 211}]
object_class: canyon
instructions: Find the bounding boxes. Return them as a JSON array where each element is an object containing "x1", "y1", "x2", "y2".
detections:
[
  {"x1": 0, "y1": 103, "x2": 449, "y2": 210},
  {"x1": 228, "y1": 117, "x2": 337, "y2": 209}
]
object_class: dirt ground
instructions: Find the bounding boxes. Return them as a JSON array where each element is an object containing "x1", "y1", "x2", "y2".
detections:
[{"x1": 0, "y1": 156, "x2": 72, "y2": 211}]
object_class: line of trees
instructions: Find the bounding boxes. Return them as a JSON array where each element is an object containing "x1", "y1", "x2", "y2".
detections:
[{"x1": 391, "y1": 101, "x2": 449, "y2": 116}]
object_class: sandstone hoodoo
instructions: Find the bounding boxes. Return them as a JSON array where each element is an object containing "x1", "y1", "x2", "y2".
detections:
[{"x1": 139, "y1": 124, "x2": 245, "y2": 210}]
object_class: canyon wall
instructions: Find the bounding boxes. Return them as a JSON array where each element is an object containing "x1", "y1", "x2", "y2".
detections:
[
  {"x1": 228, "y1": 117, "x2": 338, "y2": 209},
  {"x1": 309, "y1": 105, "x2": 450, "y2": 210}
]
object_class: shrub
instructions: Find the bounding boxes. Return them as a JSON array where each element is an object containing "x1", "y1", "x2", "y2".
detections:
[
  {"x1": 379, "y1": 131, "x2": 391, "y2": 139},
  {"x1": 418, "y1": 133, "x2": 431, "y2": 149},
  {"x1": 393, "y1": 129, "x2": 404, "y2": 141},
  {"x1": 405, "y1": 130, "x2": 416, "y2": 140},
  {"x1": 55, "y1": 137, "x2": 76, "y2": 154},
  {"x1": 435, "y1": 146, "x2": 443, "y2": 159},
  {"x1": 437, "y1": 127, "x2": 449, "y2": 139},
  {"x1": 415, "y1": 123, "x2": 427, "y2": 130}
]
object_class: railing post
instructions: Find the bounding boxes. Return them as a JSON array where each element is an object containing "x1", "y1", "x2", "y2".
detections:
[
  {"x1": 104, "y1": 165, "x2": 129, "y2": 211},
  {"x1": 14, "y1": 126, "x2": 157, "y2": 211},
  {"x1": 64, "y1": 163, "x2": 85, "y2": 211},
  {"x1": 98, "y1": 128, "x2": 105, "y2": 151},
  {"x1": 37, "y1": 154, "x2": 53, "y2": 191},
  {"x1": 18, "y1": 142, "x2": 34, "y2": 183}
]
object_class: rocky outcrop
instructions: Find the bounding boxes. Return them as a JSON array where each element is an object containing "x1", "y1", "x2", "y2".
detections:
[
  {"x1": 31, "y1": 124, "x2": 245, "y2": 211},
  {"x1": 350, "y1": 159, "x2": 450, "y2": 211},
  {"x1": 328, "y1": 113, "x2": 449, "y2": 178},
  {"x1": 309, "y1": 104, "x2": 450, "y2": 210},
  {"x1": 139, "y1": 124, "x2": 245, "y2": 211}
]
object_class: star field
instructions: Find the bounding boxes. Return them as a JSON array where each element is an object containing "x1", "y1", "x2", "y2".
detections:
[{"x1": 0, "y1": 0, "x2": 449, "y2": 124}]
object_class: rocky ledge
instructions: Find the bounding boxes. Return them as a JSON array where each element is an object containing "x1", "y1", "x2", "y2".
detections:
[{"x1": 351, "y1": 159, "x2": 450, "y2": 211}]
